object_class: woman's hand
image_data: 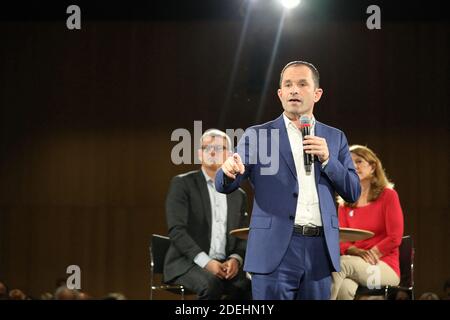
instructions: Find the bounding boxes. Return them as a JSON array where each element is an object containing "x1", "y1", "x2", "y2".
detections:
[{"x1": 346, "y1": 246, "x2": 381, "y2": 265}]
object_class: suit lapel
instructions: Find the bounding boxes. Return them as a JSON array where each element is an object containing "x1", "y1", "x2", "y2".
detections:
[
  {"x1": 273, "y1": 115, "x2": 297, "y2": 181},
  {"x1": 226, "y1": 193, "x2": 238, "y2": 233},
  {"x1": 226, "y1": 192, "x2": 241, "y2": 255},
  {"x1": 314, "y1": 121, "x2": 324, "y2": 184},
  {"x1": 194, "y1": 171, "x2": 212, "y2": 234}
]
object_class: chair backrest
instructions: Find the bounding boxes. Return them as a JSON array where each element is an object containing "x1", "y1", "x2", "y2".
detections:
[
  {"x1": 150, "y1": 234, "x2": 171, "y2": 275},
  {"x1": 398, "y1": 235, "x2": 414, "y2": 288}
]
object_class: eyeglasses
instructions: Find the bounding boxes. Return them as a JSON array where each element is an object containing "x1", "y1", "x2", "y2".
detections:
[{"x1": 201, "y1": 145, "x2": 227, "y2": 152}]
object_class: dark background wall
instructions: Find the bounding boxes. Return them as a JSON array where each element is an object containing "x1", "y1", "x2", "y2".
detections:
[{"x1": 0, "y1": 1, "x2": 449, "y2": 299}]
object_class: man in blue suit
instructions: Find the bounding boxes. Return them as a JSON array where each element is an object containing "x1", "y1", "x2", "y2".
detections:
[{"x1": 215, "y1": 61, "x2": 361, "y2": 300}]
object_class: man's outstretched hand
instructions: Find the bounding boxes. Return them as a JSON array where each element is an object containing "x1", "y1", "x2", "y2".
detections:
[{"x1": 221, "y1": 153, "x2": 245, "y2": 179}]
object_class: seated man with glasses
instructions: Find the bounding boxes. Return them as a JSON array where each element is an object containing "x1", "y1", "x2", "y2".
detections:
[{"x1": 164, "y1": 129, "x2": 251, "y2": 300}]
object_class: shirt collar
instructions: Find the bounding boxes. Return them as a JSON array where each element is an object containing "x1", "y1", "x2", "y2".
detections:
[
  {"x1": 201, "y1": 167, "x2": 214, "y2": 184},
  {"x1": 282, "y1": 113, "x2": 316, "y2": 131}
]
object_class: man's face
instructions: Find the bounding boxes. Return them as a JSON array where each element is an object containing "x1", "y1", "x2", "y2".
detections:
[
  {"x1": 277, "y1": 65, "x2": 323, "y2": 119},
  {"x1": 198, "y1": 136, "x2": 230, "y2": 171}
]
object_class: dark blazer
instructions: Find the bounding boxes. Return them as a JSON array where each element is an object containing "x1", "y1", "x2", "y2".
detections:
[{"x1": 164, "y1": 170, "x2": 249, "y2": 283}]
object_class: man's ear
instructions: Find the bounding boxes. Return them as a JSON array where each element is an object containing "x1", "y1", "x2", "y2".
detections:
[
  {"x1": 197, "y1": 149, "x2": 203, "y2": 163},
  {"x1": 277, "y1": 88, "x2": 283, "y2": 102},
  {"x1": 314, "y1": 88, "x2": 323, "y2": 103}
]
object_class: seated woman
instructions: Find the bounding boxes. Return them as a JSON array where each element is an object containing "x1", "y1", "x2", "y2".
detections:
[{"x1": 331, "y1": 145, "x2": 404, "y2": 300}]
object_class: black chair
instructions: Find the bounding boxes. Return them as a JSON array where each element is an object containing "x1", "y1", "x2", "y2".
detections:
[
  {"x1": 355, "y1": 235, "x2": 415, "y2": 299},
  {"x1": 149, "y1": 234, "x2": 193, "y2": 300}
]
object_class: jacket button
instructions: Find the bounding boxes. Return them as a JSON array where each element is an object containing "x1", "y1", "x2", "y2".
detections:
[
  {"x1": 289, "y1": 215, "x2": 295, "y2": 220},
  {"x1": 293, "y1": 192, "x2": 298, "y2": 198}
]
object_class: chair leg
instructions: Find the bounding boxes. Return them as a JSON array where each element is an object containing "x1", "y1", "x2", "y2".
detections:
[{"x1": 150, "y1": 270, "x2": 154, "y2": 300}]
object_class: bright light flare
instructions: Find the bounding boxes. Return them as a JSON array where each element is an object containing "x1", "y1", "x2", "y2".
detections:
[{"x1": 280, "y1": 0, "x2": 300, "y2": 9}]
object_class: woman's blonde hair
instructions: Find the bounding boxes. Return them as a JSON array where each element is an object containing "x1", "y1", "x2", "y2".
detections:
[{"x1": 339, "y1": 145, "x2": 394, "y2": 207}]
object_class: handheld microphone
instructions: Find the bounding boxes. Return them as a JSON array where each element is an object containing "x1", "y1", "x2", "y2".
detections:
[{"x1": 300, "y1": 115, "x2": 313, "y2": 174}]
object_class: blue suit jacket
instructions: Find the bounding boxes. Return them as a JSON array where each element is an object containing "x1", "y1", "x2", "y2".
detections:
[{"x1": 215, "y1": 114, "x2": 360, "y2": 274}]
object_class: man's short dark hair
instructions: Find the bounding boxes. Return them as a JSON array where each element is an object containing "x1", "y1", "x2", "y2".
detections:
[{"x1": 279, "y1": 61, "x2": 320, "y2": 88}]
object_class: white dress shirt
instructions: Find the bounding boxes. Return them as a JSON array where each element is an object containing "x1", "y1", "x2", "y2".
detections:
[{"x1": 283, "y1": 113, "x2": 323, "y2": 227}]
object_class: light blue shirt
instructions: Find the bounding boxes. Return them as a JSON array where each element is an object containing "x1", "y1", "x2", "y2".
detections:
[{"x1": 193, "y1": 168, "x2": 243, "y2": 268}]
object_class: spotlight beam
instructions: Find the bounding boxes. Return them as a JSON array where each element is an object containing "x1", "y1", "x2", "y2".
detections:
[
  {"x1": 219, "y1": 2, "x2": 254, "y2": 128},
  {"x1": 255, "y1": 10, "x2": 287, "y2": 123},
  {"x1": 280, "y1": 0, "x2": 301, "y2": 10}
]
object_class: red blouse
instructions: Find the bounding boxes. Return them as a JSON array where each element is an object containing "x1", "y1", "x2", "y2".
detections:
[{"x1": 338, "y1": 188, "x2": 404, "y2": 276}]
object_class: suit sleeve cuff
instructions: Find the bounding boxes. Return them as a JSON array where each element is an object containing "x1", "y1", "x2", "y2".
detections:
[
  {"x1": 194, "y1": 252, "x2": 212, "y2": 269},
  {"x1": 228, "y1": 254, "x2": 243, "y2": 268}
]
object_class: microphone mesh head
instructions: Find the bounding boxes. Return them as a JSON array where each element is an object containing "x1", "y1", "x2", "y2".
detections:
[{"x1": 300, "y1": 115, "x2": 311, "y2": 127}]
